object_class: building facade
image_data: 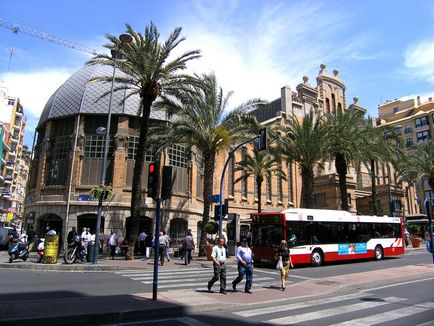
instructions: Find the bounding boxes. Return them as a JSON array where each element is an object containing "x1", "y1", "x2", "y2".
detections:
[
  {"x1": 0, "y1": 86, "x2": 28, "y2": 227},
  {"x1": 24, "y1": 64, "x2": 419, "y2": 248}
]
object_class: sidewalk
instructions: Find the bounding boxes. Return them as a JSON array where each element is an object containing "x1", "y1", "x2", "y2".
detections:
[{"x1": 0, "y1": 247, "x2": 432, "y2": 325}]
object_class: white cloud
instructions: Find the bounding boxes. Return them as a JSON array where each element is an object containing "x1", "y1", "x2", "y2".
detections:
[
  {"x1": 404, "y1": 40, "x2": 434, "y2": 83},
  {"x1": 0, "y1": 69, "x2": 72, "y2": 119}
]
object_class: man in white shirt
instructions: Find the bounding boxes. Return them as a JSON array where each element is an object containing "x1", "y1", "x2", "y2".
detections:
[
  {"x1": 138, "y1": 230, "x2": 147, "y2": 257},
  {"x1": 207, "y1": 237, "x2": 227, "y2": 294},
  {"x1": 108, "y1": 230, "x2": 118, "y2": 260}
]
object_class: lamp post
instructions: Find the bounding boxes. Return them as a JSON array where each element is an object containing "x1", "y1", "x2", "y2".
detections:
[{"x1": 93, "y1": 33, "x2": 132, "y2": 264}]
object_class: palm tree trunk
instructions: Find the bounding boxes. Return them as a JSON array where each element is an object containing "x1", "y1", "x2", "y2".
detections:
[
  {"x1": 335, "y1": 153, "x2": 349, "y2": 211},
  {"x1": 199, "y1": 151, "x2": 215, "y2": 256},
  {"x1": 370, "y1": 160, "x2": 378, "y2": 215},
  {"x1": 257, "y1": 175, "x2": 262, "y2": 213},
  {"x1": 127, "y1": 97, "x2": 152, "y2": 260},
  {"x1": 301, "y1": 167, "x2": 314, "y2": 208}
]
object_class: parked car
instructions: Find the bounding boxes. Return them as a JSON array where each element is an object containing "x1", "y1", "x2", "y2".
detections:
[{"x1": 0, "y1": 227, "x2": 14, "y2": 249}]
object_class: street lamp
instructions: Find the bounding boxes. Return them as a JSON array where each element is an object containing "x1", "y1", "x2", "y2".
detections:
[{"x1": 93, "y1": 33, "x2": 133, "y2": 264}]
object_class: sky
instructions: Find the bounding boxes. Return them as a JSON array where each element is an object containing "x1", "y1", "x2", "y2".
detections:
[{"x1": 1, "y1": 0, "x2": 434, "y2": 148}]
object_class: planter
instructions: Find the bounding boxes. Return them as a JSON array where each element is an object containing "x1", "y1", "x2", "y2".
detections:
[
  {"x1": 411, "y1": 237, "x2": 422, "y2": 248},
  {"x1": 205, "y1": 243, "x2": 214, "y2": 261}
]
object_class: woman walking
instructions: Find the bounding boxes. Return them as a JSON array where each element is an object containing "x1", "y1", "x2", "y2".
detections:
[{"x1": 275, "y1": 240, "x2": 293, "y2": 291}]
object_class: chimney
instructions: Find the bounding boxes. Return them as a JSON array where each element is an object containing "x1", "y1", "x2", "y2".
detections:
[
  {"x1": 429, "y1": 97, "x2": 433, "y2": 102},
  {"x1": 417, "y1": 96, "x2": 421, "y2": 105}
]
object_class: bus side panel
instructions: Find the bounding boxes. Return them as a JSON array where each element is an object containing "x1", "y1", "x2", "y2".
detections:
[
  {"x1": 383, "y1": 237, "x2": 405, "y2": 257},
  {"x1": 253, "y1": 247, "x2": 276, "y2": 264}
]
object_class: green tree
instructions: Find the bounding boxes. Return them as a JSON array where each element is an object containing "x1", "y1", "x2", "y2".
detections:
[
  {"x1": 278, "y1": 113, "x2": 327, "y2": 208},
  {"x1": 234, "y1": 130, "x2": 286, "y2": 213},
  {"x1": 399, "y1": 140, "x2": 434, "y2": 192},
  {"x1": 323, "y1": 109, "x2": 366, "y2": 211},
  {"x1": 87, "y1": 23, "x2": 200, "y2": 259},
  {"x1": 154, "y1": 72, "x2": 262, "y2": 256}
]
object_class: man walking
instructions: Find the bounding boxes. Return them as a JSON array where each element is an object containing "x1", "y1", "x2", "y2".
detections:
[
  {"x1": 138, "y1": 230, "x2": 147, "y2": 257},
  {"x1": 207, "y1": 237, "x2": 227, "y2": 294},
  {"x1": 232, "y1": 237, "x2": 254, "y2": 293},
  {"x1": 182, "y1": 230, "x2": 195, "y2": 265}
]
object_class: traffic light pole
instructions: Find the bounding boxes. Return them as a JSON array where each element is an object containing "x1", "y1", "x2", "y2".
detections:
[
  {"x1": 152, "y1": 198, "x2": 162, "y2": 300},
  {"x1": 424, "y1": 197, "x2": 434, "y2": 264},
  {"x1": 218, "y1": 132, "x2": 264, "y2": 238}
]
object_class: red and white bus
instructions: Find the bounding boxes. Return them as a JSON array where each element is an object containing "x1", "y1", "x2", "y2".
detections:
[{"x1": 251, "y1": 208, "x2": 405, "y2": 267}]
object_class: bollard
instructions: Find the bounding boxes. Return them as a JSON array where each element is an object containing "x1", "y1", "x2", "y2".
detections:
[{"x1": 43, "y1": 235, "x2": 59, "y2": 264}]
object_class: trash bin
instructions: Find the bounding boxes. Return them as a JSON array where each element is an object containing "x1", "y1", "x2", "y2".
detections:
[
  {"x1": 43, "y1": 235, "x2": 59, "y2": 264},
  {"x1": 87, "y1": 243, "x2": 95, "y2": 262}
]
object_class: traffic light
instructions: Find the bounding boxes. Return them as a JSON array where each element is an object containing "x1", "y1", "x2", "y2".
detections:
[
  {"x1": 257, "y1": 128, "x2": 267, "y2": 151},
  {"x1": 147, "y1": 162, "x2": 159, "y2": 199},
  {"x1": 161, "y1": 166, "x2": 173, "y2": 201}
]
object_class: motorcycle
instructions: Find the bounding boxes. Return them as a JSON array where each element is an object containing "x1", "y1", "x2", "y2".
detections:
[
  {"x1": 36, "y1": 238, "x2": 45, "y2": 263},
  {"x1": 63, "y1": 235, "x2": 86, "y2": 264},
  {"x1": 8, "y1": 240, "x2": 29, "y2": 263}
]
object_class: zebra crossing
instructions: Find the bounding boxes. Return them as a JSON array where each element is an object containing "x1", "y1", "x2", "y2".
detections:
[
  {"x1": 115, "y1": 266, "x2": 282, "y2": 291},
  {"x1": 231, "y1": 292, "x2": 434, "y2": 325}
]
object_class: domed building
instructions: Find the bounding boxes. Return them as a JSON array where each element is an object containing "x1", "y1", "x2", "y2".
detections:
[{"x1": 25, "y1": 63, "x2": 419, "y2": 251}]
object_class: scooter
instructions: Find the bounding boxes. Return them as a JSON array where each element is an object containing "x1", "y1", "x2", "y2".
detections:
[
  {"x1": 8, "y1": 240, "x2": 29, "y2": 263},
  {"x1": 36, "y1": 238, "x2": 45, "y2": 263}
]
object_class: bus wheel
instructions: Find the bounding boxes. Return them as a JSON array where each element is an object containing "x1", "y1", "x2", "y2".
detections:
[
  {"x1": 374, "y1": 245, "x2": 383, "y2": 260},
  {"x1": 311, "y1": 249, "x2": 323, "y2": 267}
]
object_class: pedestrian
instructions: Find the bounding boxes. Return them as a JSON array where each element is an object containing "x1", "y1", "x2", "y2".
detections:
[
  {"x1": 275, "y1": 240, "x2": 293, "y2": 291},
  {"x1": 222, "y1": 228, "x2": 230, "y2": 258},
  {"x1": 145, "y1": 232, "x2": 153, "y2": 259},
  {"x1": 138, "y1": 230, "x2": 147, "y2": 256},
  {"x1": 182, "y1": 230, "x2": 195, "y2": 265},
  {"x1": 108, "y1": 230, "x2": 118, "y2": 260},
  {"x1": 158, "y1": 232, "x2": 169, "y2": 266},
  {"x1": 232, "y1": 237, "x2": 254, "y2": 294},
  {"x1": 207, "y1": 237, "x2": 227, "y2": 294},
  {"x1": 245, "y1": 229, "x2": 252, "y2": 248},
  {"x1": 67, "y1": 227, "x2": 77, "y2": 244},
  {"x1": 27, "y1": 226, "x2": 37, "y2": 251},
  {"x1": 163, "y1": 230, "x2": 171, "y2": 262}
]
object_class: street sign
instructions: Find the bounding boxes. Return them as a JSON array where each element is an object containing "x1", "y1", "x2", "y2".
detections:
[{"x1": 211, "y1": 194, "x2": 220, "y2": 203}]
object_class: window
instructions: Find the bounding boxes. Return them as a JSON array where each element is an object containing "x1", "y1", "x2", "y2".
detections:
[
  {"x1": 314, "y1": 193, "x2": 326, "y2": 205},
  {"x1": 415, "y1": 117, "x2": 428, "y2": 128},
  {"x1": 7, "y1": 99, "x2": 15, "y2": 106},
  {"x1": 277, "y1": 174, "x2": 283, "y2": 202},
  {"x1": 287, "y1": 162, "x2": 293, "y2": 203},
  {"x1": 169, "y1": 144, "x2": 188, "y2": 168},
  {"x1": 228, "y1": 157, "x2": 234, "y2": 196},
  {"x1": 393, "y1": 107, "x2": 399, "y2": 113},
  {"x1": 404, "y1": 125, "x2": 412, "y2": 134},
  {"x1": 196, "y1": 153, "x2": 203, "y2": 198},
  {"x1": 127, "y1": 136, "x2": 154, "y2": 161},
  {"x1": 84, "y1": 134, "x2": 113, "y2": 158},
  {"x1": 266, "y1": 176, "x2": 272, "y2": 202},
  {"x1": 416, "y1": 130, "x2": 430, "y2": 142},
  {"x1": 406, "y1": 138, "x2": 414, "y2": 147}
]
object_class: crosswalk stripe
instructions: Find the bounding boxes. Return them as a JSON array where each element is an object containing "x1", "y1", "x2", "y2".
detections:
[
  {"x1": 130, "y1": 272, "x2": 240, "y2": 281},
  {"x1": 329, "y1": 302, "x2": 434, "y2": 326},
  {"x1": 266, "y1": 297, "x2": 406, "y2": 325},
  {"x1": 234, "y1": 293, "x2": 369, "y2": 317},
  {"x1": 138, "y1": 273, "x2": 259, "y2": 284},
  {"x1": 146, "y1": 277, "x2": 272, "y2": 288}
]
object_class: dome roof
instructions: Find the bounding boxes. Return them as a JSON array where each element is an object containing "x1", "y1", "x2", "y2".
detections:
[{"x1": 38, "y1": 64, "x2": 167, "y2": 129}]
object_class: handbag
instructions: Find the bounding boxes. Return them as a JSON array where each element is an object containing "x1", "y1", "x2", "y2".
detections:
[{"x1": 276, "y1": 257, "x2": 283, "y2": 270}]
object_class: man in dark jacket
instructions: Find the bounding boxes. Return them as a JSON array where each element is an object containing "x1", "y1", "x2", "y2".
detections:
[{"x1": 182, "y1": 230, "x2": 195, "y2": 265}]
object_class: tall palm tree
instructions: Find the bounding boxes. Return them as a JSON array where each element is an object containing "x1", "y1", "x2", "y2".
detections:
[
  {"x1": 278, "y1": 112, "x2": 327, "y2": 208},
  {"x1": 323, "y1": 109, "x2": 366, "y2": 211},
  {"x1": 154, "y1": 72, "x2": 262, "y2": 256},
  {"x1": 87, "y1": 23, "x2": 200, "y2": 259},
  {"x1": 234, "y1": 132, "x2": 286, "y2": 213},
  {"x1": 399, "y1": 140, "x2": 434, "y2": 192}
]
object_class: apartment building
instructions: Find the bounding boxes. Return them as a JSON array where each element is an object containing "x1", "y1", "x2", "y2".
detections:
[
  {"x1": 0, "y1": 86, "x2": 28, "y2": 227},
  {"x1": 377, "y1": 96, "x2": 434, "y2": 211}
]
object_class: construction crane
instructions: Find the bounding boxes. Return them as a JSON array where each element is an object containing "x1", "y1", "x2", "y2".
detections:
[{"x1": 0, "y1": 18, "x2": 97, "y2": 55}]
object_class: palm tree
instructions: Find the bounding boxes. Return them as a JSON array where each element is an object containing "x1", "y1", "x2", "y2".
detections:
[
  {"x1": 355, "y1": 121, "x2": 403, "y2": 215},
  {"x1": 399, "y1": 140, "x2": 434, "y2": 192},
  {"x1": 154, "y1": 72, "x2": 262, "y2": 256},
  {"x1": 323, "y1": 109, "x2": 366, "y2": 211},
  {"x1": 234, "y1": 131, "x2": 286, "y2": 213},
  {"x1": 87, "y1": 23, "x2": 200, "y2": 259},
  {"x1": 278, "y1": 112, "x2": 327, "y2": 208}
]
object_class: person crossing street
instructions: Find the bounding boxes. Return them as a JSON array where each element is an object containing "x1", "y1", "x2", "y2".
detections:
[
  {"x1": 232, "y1": 237, "x2": 254, "y2": 294},
  {"x1": 207, "y1": 237, "x2": 227, "y2": 294}
]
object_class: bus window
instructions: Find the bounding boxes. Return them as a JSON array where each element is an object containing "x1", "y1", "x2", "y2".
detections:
[{"x1": 252, "y1": 224, "x2": 283, "y2": 247}]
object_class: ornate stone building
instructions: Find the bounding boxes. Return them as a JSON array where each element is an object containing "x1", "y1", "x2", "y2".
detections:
[{"x1": 25, "y1": 64, "x2": 419, "y2": 248}]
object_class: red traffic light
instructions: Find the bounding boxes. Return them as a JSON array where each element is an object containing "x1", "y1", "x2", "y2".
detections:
[{"x1": 149, "y1": 164, "x2": 155, "y2": 173}]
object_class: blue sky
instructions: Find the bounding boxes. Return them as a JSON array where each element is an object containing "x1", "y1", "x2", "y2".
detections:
[{"x1": 1, "y1": 0, "x2": 434, "y2": 148}]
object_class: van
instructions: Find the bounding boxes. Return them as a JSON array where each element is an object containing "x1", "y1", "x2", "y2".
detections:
[{"x1": 0, "y1": 227, "x2": 14, "y2": 249}]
